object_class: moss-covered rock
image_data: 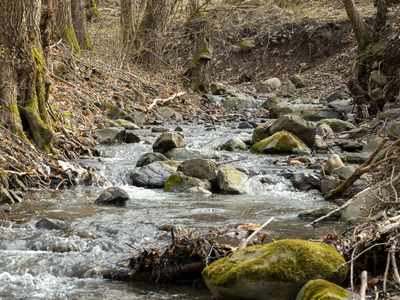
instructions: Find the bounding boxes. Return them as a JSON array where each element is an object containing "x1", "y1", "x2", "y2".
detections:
[
  {"x1": 202, "y1": 239, "x2": 348, "y2": 300},
  {"x1": 164, "y1": 174, "x2": 211, "y2": 193},
  {"x1": 250, "y1": 130, "x2": 311, "y2": 155},
  {"x1": 296, "y1": 279, "x2": 359, "y2": 300}
]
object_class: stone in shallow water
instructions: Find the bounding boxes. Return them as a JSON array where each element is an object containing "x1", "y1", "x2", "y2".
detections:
[
  {"x1": 36, "y1": 218, "x2": 70, "y2": 230},
  {"x1": 296, "y1": 279, "x2": 359, "y2": 300},
  {"x1": 95, "y1": 187, "x2": 129, "y2": 206}
]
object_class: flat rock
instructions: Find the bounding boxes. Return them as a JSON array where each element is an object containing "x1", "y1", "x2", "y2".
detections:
[
  {"x1": 36, "y1": 218, "x2": 70, "y2": 230},
  {"x1": 131, "y1": 163, "x2": 173, "y2": 188},
  {"x1": 177, "y1": 158, "x2": 217, "y2": 182},
  {"x1": 316, "y1": 119, "x2": 355, "y2": 133},
  {"x1": 298, "y1": 205, "x2": 341, "y2": 220}
]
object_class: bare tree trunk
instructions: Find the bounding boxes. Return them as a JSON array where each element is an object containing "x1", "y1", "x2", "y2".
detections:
[
  {"x1": 184, "y1": 0, "x2": 213, "y2": 93},
  {"x1": 71, "y1": 0, "x2": 94, "y2": 51},
  {"x1": 374, "y1": 0, "x2": 387, "y2": 35},
  {"x1": 137, "y1": 0, "x2": 172, "y2": 67},
  {"x1": 343, "y1": 0, "x2": 371, "y2": 52},
  {"x1": 55, "y1": 0, "x2": 82, "y2": 55},
  {"x1": 0, "y1": 0, "x2": 58, "y2": 153}
]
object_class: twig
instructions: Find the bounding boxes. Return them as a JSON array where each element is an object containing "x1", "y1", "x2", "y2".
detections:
[
  {"x1": 335, "y1": 242, "x2": 389, "y2": 272},
  {"x1": 238, "y1": 218, "x2": 274, "y2": 250},
  {"x1": 146, "y1": 92, "x2": 186, "y2": 111},
  {"x1": 350, "y1": 246, "x2": 357, "y2": 299},
  {"x1": 384, "y1": 250, "x2": 390, "y2": 296},
  {"x1": 307, "y1": 188, "x2": 370, "y2": 227},
  {"x1": 360, "y1": 270, "x2": 367, "y2": 300},
  {"x1": 215, "y1": 159, "x2": 240, "y2": 166},
  {"x1": 391, "y1": 243, "x2": 400, "y2": 284}
]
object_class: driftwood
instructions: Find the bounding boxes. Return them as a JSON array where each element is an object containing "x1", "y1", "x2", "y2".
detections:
[
  {"x1": 147, "y1": 92, "x2": 186, "y2": 111},
  {"x1": 238, "y1": 218, "x2": 273, "y2": 250},
  {"x1": 84, "y1": 222, "x2": 270, "y2": 283},
  {"x1": 325, "y1": 138, "x2": 389, "y2": 201}
]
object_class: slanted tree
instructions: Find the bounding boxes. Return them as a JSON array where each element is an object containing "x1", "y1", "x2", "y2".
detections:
[
  {"x1": 0, "y1": 0, "x2": 58, "y2": 153},
  {"x1": 71, "y1": 0, "x2": 94, "y2": 51}
]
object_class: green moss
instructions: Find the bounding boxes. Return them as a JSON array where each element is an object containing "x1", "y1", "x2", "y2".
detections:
[
  {"x1": 190, "y1": 45, "x2": 210, "y2": 70},
  {"x1": 90, "y1": 0, "x2": 100, "y2": 17},
  {"x1": 251, "y1": 130, "x2": 304, "y2": 153},
  {"x1": 240, "y1": 40, "x2": 247, "y2": 46},
  {"x1": 64, "y1": 25, "x2": 82, "y2": 56},
  {"x1": 4, "y1": 103, "x2": 19, "y2": 113},
  {"x1": 164, "y1": 174, "x2": 183, "y2": 192},
  {"x1": 202, "y1": 239, "x2": 348, "y2": 287},
  {"x1": 32, "y1": 49, "x2": 46, "y2": 75},
  {"x1": 192, "y1": 78, "x2": 202, "y2": 93},
  {"x1": 84, "y1": 35, "x2": 94, "y2": 51},
  {"x1": 0, "y1": 169, "x2": 8, "y2": 181},
  {"x1": 300, "y1": 279, "x2": 347, "y2": 300}
]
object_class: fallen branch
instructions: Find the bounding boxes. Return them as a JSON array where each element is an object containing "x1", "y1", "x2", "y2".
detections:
[
  {"x1": 307, "y1": 188, "x2": 370, "y2": 227},
  {"x1": 147, "y1": 92, "x2": 186, "y2": 111},
  {"x1": 325, "y1": 138, "x2": 389, "y2": 201},
  {"x1": 360, "y1": 270, "x2": 367, "y2": 300},
  {"x1": 238, "y1": 217, "x2": 274, "y2": 250}
]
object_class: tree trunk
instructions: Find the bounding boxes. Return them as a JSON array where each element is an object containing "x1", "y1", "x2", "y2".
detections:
[
  {"x1": 343, "y1": 0, "x2": 371, "y2": 52},
  {"x1": 137, "y1": 0, "x2": 172, "y2": 67},
  {"x1": 71, "y1": 0, "x2": 94, "y2": 51},
  {"x1": 184, "y1": 0, "x2": 213, "y2": 93},
  {"x1": 85, "y1": 0, "x2": 100, "y2": 22},
  {"x1": 55, "y1": 0, "x2": 82, "y2": 55},
  {"x1": 0, "y1": 0, "x2": 57, "y2": 153}
]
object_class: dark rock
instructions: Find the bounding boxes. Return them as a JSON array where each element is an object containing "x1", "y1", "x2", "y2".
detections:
[
  {"x1": 174, "y1": 126, "x2": 184, "y2": 132},
  {"x1": 95, "y1": 187, "x2": 129, "y2": 206},
  {"x1": 340, "y1": 141, "x2": 363, "y2": 152},
  {"x1": 238, "y1": 122, "x2": 253, "y2": 129},
  {"x1": 96, "y1": 127, "x2": 126, "y2": 145},
  {"x1": 152, "y1": 132, "x2": 186, "y2": 152},
  {"x1": 36, "y1": 218, "x2": 70, "y2": 230},
  {"x1": 126, "y1": 131, "x2": 141, "y2": 143},
  {"x1": 290, "y1": 173, "x2": 320, "y2": 190},
  {"x1": 320, "y1": 176, "x2": 342, "y2": 194},
  {"x1": 136, "y1": 152, "x2": 169, "y2": 167},
  {"x1": 298, "y1": 205, "x2": 342, "y2": 220},
  {"x1": 108, "y1": 106, "x2": 127, "y2": 120}
]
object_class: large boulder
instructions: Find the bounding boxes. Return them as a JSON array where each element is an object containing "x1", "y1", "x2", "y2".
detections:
[
  {"x1": 220, "y1": 138, "x2": 248, "y2": 151},
  {"x1": 95, "y1": 187, "x2": 129, "y2": 206},
  {"x1": 96, "y1": 127, "x2": 126, "y2": 145},
  {"x1": 269, "y1": 115, "x2": 316, "y2": 147},
  {"x1": 202, "y1": 239, "x2": 348, "y2": 300},
  {"x1": 131, "y1": 163, "x2": 174, "y2": 188},
  {"x1": 164, "y1": 174, "x2": 211, "y2": 193},
  {"x1": 217, "y1": 165, "x2": 263, "y2": 195},
  {"x1": 316, "y1": 119, "x2": 355, "y2": 133},
  {"x1": 269, "y1": 103, "x2": 295, "y2": 118},
  {"x1": 251, "y1": 130, "x2": 311, "y2": 156},
  {"x1": 136, "y1": 152, "x2": 169, "y2": 167},
  {"x1": 153, "y1": 132, "x2": 186, "y2": 152},
  {"x1": 177, "y1": 158, "x2": 217, "y2": 183},
  {"x1": 251, "y1": 121, "x2": 273, "y2": 145},
  {"x1": 276, "y1": 80, "x2": 296, "y2": 97},
  {"x1": 296, "y1": 279, "x2": 359, "y2": 300}
]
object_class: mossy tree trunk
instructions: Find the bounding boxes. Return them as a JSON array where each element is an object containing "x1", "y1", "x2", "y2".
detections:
[
  {"x1": 0, "y1": 0, "x2": 58, "y2": 153},
  {"x1": 55, "y1": 0, "x2": 82, "y2": 55},
  {"x1": 137, "y1": 0, "x2": 172, "y2": 67},
  {"x1": 85, "y1": 0, "x2": 100, "y2": 22},
  {"x1": 71, "y1": 0, "x2": 94, "y2": 51},
  {"x1": 184, "y1": 0, "x2": 213, "y2": 93}
]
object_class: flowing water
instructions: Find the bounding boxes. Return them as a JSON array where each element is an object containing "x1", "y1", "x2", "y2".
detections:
[{"x1": 0, "y1": 124, "x2": 349, "y2": 299}]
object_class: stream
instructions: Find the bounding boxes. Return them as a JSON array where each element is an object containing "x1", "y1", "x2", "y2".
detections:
[{"x1": 0, "y1": 123, "x2": 349, "y2": 299}]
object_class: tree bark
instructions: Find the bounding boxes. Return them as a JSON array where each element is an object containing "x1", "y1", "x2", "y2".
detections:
[
  {"x1": 85, "y1": 0, "x2": 100, "y2": 22},
  {"x1": 71, "y1": 0, "x2": 94, "y2": 51},
  {"x1": 137, "y1": 0, "x2": 172, "y2": 67},
  {"x1": 55, "y1": 0, "x2": 82, "y2": 55},
  {"x1": 343, "y1": 0, "x2": 371, "y2": 52},
  {"x1": 184, "y1": 0, "x2": 213, "y2": 93},
  {"x1": 0, "y1": 0, "x2": 57, "y2": 153}
]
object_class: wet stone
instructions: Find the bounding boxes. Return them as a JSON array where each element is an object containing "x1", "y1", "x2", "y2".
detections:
[
  {"x1": 95, "y1": 187, "x2": 130, "y2": 206},
  {"x1": 36, "y1": 218, "x2": 70, "y2": 230},
  {"x1": 151, "y1": 127, "x2": 170, "y2": 133}
]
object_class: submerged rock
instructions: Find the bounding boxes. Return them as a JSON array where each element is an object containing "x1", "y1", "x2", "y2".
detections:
[
  {"x1": 36, "y1": 218, "x2": 70, "y2": 230},
  {"x1": 202, "y1": 239, "x2": 348, "y2": 300},
  {"x1": 164, "y1": 148, "x2": 200, "y2": 160},
  {"x1": 95, "y1": 187, "x2": 129, "y2": 206},
  {"x1": 298, "y1": 205, "x2": 341, "y2": 220},
  {"x1": 251, "y1": 130, "x2": 311, "y2": 155},
  {"x1": 296, "y1": 279, "x2": 359, "y2": 300}
]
